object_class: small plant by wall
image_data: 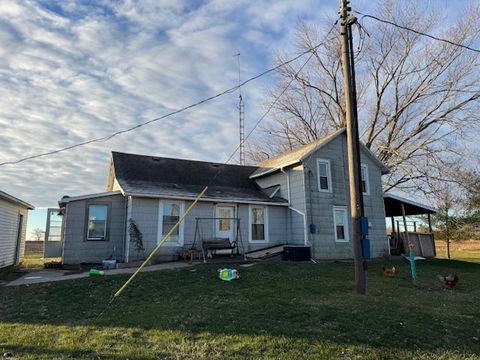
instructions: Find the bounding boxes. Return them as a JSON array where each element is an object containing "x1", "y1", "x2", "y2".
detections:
[{"x1": 128, "y1": 218, "x2": 145, "y2": 259}]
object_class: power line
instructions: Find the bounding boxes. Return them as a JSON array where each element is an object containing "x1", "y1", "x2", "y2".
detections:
[
  {"x1": 216, "y1": 22, "x2": 338, "y2": 169},
  {"x1": 92, "y1": 24, "x2": 337, "y2": 317},
  {"x1": 0, "y1": 29, "x2": 336, "y2": 168},
  {"x1": 355, "y1": 10, "x2": 480, "y2": 54}
]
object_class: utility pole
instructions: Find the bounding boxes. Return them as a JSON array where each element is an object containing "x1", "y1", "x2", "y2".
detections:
[{"x1": 339, "y1": 0, "x2": 367, "y2": 295}]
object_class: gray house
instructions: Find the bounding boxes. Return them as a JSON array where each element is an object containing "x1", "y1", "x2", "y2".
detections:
[
  {"x1": 58, "y1": 128, "x2": 391, "y2": 265},
  {"x1": 0, "y1": 190, "x2": 34, "y2": 269}
]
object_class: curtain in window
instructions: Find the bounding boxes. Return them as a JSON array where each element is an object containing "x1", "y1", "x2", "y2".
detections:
[
  {"x1": 318, "y1": 162, "x2": 329, "y2": 190},
  {"x1": 88, "y1": 205, "x2": 108, "y2": 239},
  {"x1": 162, "y1": 203, "x2": 180, "y2": 238},
  {"x1": 251, "y1": 208, "x2": 265, "y2": 241},
  {"x1": 334, "y1": 209, "x2": 346, "y2": 241}
]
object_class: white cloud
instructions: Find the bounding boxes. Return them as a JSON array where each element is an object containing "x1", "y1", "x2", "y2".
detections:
[{"x1": 0, "y1": 0, "x2": 339, "y2": 206}]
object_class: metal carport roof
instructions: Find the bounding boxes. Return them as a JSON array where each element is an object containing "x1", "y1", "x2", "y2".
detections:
[{"x1": 384, "y1": 193, "x2": 436, "y2": 217}]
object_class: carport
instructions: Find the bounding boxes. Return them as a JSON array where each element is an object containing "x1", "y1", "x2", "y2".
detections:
[{"x1": 384, "y1": 193, "x2": 437, "y2": 257}]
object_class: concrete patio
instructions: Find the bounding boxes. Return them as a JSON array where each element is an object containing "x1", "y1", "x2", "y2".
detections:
[{"x1": 6, "y1": 261, "x2": 193, "y2": 286}]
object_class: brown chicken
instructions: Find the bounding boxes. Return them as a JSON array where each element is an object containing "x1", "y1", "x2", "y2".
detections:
[
  {"x1": 382, "y1": 266, "x2": 396, "y2": 277},
  {"x1": 438, "y1": 274, "x2": 459, "y2": 289}
]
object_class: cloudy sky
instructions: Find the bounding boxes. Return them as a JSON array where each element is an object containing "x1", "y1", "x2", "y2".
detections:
[{"x1": 0, "y1": 0, "x2": 469, "y2": 213}]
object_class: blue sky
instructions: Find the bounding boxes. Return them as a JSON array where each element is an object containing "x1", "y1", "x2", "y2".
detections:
[
  {"x1": 0, "y1": 0, "x2": 473, "y2": 233},
  {"x1": 0, "y1": 0, "x2": 339, "y2": 210}
]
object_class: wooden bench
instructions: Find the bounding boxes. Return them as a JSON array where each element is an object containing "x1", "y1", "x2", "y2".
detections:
[{"x1": 201, "y1": 237, "x2": 235, "y2": 262}]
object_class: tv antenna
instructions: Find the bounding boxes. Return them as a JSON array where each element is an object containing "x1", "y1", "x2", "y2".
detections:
[{"x1": 234, "y1": 53, "x2": 245, "y2": 165}]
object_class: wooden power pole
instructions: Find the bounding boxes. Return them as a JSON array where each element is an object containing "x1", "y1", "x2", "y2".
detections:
[{"x1": 339, "y1": 0, "x2": 367, "y2": 295}]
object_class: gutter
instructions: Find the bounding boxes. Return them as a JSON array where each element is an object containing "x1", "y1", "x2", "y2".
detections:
[
  {"x1": 280, "y1": 167, "x2": 308, "y2": 246},
  {"x1": 123, "y1": 193, "x2": 288, "y2": 207},
  {"x1": 125, "y1": 196, "x2": 132, "y2": 263}
]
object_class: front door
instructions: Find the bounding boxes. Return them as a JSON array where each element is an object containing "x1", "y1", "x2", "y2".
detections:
[
  {"x1": 44, "y1": 208, "x2": 63, "y2": 258},
  {"x1": 14, "y1": 214, "x2": 23, "y2": 265},
  {"x1": 215, "y1": 206, "x2": 235, "y2": 242}
]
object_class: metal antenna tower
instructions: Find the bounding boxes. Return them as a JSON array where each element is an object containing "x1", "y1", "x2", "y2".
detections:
[{"x1": 235, "y1": 53, "x2": 245, "y2": 165}]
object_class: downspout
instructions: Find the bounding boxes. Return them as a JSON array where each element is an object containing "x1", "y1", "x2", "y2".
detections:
[
  {"x1": 281, "y1": 167, "x2": 308, "y2": 246},
  {"x1": 125, "y1": 196, "x2": 132, "y2": 263},
  {"x1": 60, "y1": 206, "x2": 68, "y2": 265}
]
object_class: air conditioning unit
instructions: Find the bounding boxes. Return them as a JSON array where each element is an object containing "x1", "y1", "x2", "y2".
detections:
[{"x1": 282, "y1": 245, "x2": 311, "y2": 262}]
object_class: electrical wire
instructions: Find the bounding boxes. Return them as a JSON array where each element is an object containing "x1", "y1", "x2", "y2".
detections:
[
  {"x1": 0, "y1": 25, "x2": 337, "y2": 167},
  {"x1": 355, "y1": 10, "x2": 480, "y2": 54},
  {"x1": 219, "y1": 22, "x2": 338, "y2": 168},
  {"x1": 90, "y1": 21, "x2": 338, "y2": 321}
]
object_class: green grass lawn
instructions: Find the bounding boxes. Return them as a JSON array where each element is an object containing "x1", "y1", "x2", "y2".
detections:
[{"x1": 1, "y1": 259, "x2": 479, "y2": 359}]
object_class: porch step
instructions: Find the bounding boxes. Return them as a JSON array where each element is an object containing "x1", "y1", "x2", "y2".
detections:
[{"x1": 245, "y1": 245, "x2": 285, "y2": 260}]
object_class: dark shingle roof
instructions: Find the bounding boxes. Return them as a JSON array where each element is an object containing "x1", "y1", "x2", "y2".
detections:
[
  {"x1": 111, "y1": 152, "x2": 287, "y2": 205},
  {"x1": 251, "y1": 129, "x2": 345, "y2": 178},
  {"x1": 251, "y1": 128, "x2": 389, "y2": 178}
]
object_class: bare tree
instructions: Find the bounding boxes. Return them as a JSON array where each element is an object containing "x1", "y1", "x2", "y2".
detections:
[
  {"x1": 31, "y1": 228, "x2": 44, "y2": 241},
  {"x1": 250, "y1": 1, "x2": 480, "y2": 194}
]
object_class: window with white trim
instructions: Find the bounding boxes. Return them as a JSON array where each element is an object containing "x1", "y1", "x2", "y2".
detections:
[
  {"x1": 333, "y1": 206, "x2": 349, "y2": 242},
  {"x1": 361, "y1": 163, "x2": 370, "y2": 195},
  {"x1": 249, "y1": 206, "x2": 268, "y2": 243},
  {"x1": 158, "y1": 200, "x2": 184, "y2": 246},
  {"x1": 317, "y1": 159, "x2": 332, "y2": 192},
  {"x1": 87, "y1": 204, "x2": 108, "y2": 240}
]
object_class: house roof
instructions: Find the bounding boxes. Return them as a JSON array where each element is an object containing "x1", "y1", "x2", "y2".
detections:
[
  {"x1": 59, "y1": 191, "x2": 123, "y2": 205},
  {"x1": 0, "y1": 190, "x2": 34, "y2": 209},
  {"x1": 111, "y1": 152, "x2": 288, "y2": 205},
  {"x1": 250, "y1": 128, "x2": 389, "y2": 178},
  {"x1": 384, "y1": 193, "x2": 437, "y2": 217}
]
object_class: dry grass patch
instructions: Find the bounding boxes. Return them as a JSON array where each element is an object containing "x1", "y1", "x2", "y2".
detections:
[{"x1": 436, "y1": 240, "x2": 480, "y2": 263}]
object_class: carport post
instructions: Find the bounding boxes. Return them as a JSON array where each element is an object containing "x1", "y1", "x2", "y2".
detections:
[
  {"x1": 400, "y1": 202, "x2": 410, "y2": 245},
  {"x1": 390, "y1": 216, "x2": 395, "y2": 234},
  {"x1": 401, "y1": 202, "x2": 417, "y2": 279},
  {"x1": 428, "y1": 213, "x2": 436, "y2": 256}
]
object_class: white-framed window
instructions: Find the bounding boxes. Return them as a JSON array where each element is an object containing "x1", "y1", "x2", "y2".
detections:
[
  {"x1": 158, "y1": 200, "x2": 185, "y2": 246},
  {"x1": 333, "y1": 206, "x2": 349, "y2": 242},
  {"x1": 317, "y1": 158, "x2": 332, "y2": 192},
  {"x1": 361, "y1": 163, "x2": 370, "y2": 195},
  {"x1": 87, "y1": 204, "x2": 108, "y2": 240},
  {"x1": 249, "y1": 205, "x2": 268, "y2": 243}
]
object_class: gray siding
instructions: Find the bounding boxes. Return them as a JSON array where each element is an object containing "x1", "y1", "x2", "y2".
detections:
[
  {"x1": 254, "y1": 172, "x2": 288, "y2": 199},
  {"x1": 62, "y1": 194, "x2": 126, "y2": 264},
  {"x1": 0, "y1": 199, "x2": 28, "y2": 268},
  {"x1": 254, "y1": 166, "x2": 306, "y2": 245},
  {"x1": 288, "y1": 165, "x2": 306, "y2": 245},
  {"x1": 361, "y1": 153, "x2": 389, "y2": 257},
  {"x1": 303, "y1": 133, "x2": 388, "y2": 259},
  {"x1": 129, "y1": 197, "x2": 288, "y2": 261},
  {"x1": 289, "y1": 165, "x2": 306, "y2": 212}
]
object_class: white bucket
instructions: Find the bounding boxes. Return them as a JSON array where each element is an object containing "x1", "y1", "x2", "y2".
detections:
[{"x1": 102, "y1": 259, "x2": 117, "y2": 270}]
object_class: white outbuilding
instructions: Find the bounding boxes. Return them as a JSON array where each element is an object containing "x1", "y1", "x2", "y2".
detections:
[{"x1": 0, "y1": 190, "x2": 34, "y2": 269}]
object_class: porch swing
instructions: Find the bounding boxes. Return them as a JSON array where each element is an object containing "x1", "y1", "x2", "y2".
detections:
[{"x1": 191, "y1": 217, "x2": 246, "y2": 263}]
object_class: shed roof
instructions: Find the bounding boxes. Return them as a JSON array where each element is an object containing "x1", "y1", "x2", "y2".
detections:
[
  {"x1": 250, "y1": 128, "x2": 389, "y2": 178},
  {"x1": 59, "y1": 191, "x2": 122, "y2": 204},
  {"x1": 111, "y1": 152, "x2": 287, "y2": 205},
  {"x1": 384, "y1": 193, "x2": 436, "y2": 217},
  {"x1": 0, "y1": 190, "x2": 34, "y2": 209}
]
